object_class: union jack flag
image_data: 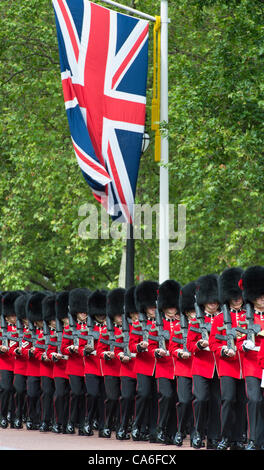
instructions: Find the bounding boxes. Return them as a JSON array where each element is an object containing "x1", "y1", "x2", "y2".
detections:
[{"x1": 52, "y1": 0, "x2": 149, "y2": 223}]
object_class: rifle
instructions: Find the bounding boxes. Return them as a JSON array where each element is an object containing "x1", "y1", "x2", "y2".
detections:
[
  {"x1": 82, "y1": 313, "x2": 100, "y2": 351},
  {"x1": 55, "y1": 317, "x2": 63, "y2": 355},
  {"x1": 148, "y1": 303, "x2": 170, "y2": 354},
  {"x1": 172, "y1": 312, "x2": 190, "y2": 354},
  {"x1": 0, "y1": 314, "x2": 10, "y2": 349},
  {"x1": 100, "y1": 315, "x2": 116, "y2": 352},
  {"x1": 42, "y1": 320, "x2": 51, "y2": 354},
  {"x1": 114, "y1": 312, "x2": 135, "y2": 359},
  {"x1": 236, "y1": 302, "x2": 261, "y2": 347},
  {"x1": 27, "y1": 320, "x2": 37, "y2": 347},
  {"x1": 10, "y1": 317, "x2": 25, "y2": 350},
  {"x1": 189, "y1": 295, "x2": 211, "y2": 341},
  {"x1": 68, "y1": 312, "x2": 79, "y2": 348},
  {"x1": 215, "y1": 303, "x2": 237, "y2": 352}
]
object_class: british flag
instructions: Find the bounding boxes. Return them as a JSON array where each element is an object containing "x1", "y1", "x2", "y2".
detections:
[{"x1": 52, "y1": 0, "x2": 149, "y2": 223}]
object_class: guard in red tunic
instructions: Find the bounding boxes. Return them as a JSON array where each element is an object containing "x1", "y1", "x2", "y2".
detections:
[
  {"x1": 47, "y1": 290, "x2": 70, "y2": 434},
  {"x1": 0, "y1": 291, "x2": 21, "y2": 428},
  {"x1": 24, "y1": 292, "x2": 46, "y2": 430},
  {"x1": 34, "y1": 294, "x2": 56, "y2": 432},
  {"x1": 114, "y1": 286, "x2": 138, "y2": 440},
  {"x1": 209, "y1": 267, "x2": 247, "y2": 450},
  {"x1": 147, "y1": 279, "x2": 180, "y2": 444},
  {"x1": 129, "y1": 280, "x2": 159, "y2": 443},
  {"x1": 80, "y1": 289, "x2": 107, "y2": 436},
  {"x1": 97, "y1": 288, "x2": 125, "y2": 438},
  {"x1": 169, "y1": 281, "x2": 196, "y2": 447},
  {"x1": 61, "y1": 287, "x2": 90, "y2": 435},
  {"x1": 12, "y1": 293, "x2": 30, "y2": 429},
  {"x1": 237, "y1": 266, "x2": 264, "y2": 450},
  {"x1": 187, "y1": 274, "x2": 221, "y2": 449}
]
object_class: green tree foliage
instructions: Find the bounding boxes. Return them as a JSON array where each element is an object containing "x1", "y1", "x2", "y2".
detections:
[{"x1": 0, "y1": 0, "x2": 263, "y2": 290}]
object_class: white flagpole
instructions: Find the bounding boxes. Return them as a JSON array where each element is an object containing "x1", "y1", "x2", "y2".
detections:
[
  {"x1": 159, "y1": 0, "x2": 169, "y2": 283},
  {"x1": 98, "y1": 0, "x2": 156, "y2": 22}
]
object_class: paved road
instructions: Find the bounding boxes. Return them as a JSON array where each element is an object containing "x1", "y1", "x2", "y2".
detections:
[{"x1": 0, "y1": 426, "x2": 198, "y2": 451}]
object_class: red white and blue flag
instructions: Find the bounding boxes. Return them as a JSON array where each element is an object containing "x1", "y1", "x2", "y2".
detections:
[{"x1": 52, "y1": 0, "x2": 149, "y2": 223}]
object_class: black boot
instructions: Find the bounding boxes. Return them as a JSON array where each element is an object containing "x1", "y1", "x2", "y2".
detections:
[
  {"x1": 173, "y1": 431, "x2": 184, "y2": 447},
  {"x1": 0, "y1": 417, "x2": 8, "y2": 429},
  {"x1": 52, "y1": 423, "x2": 62, "y2": 433},
  {"x1": 116, "y1": 428, "x2": 130, "y2": 440},
  {"x1": 191, "y1": 431, "x2": 203, "y2": 449},
  {"x1": 217, "y1": 437, "x2": 230, "y2": 450},
  {"x1": 39, "y1": 422, "x2": 49, "y2": 432},
  {"x1": 131, "y1": 425, "x2": 141, "y2": 441},
  {"x1": 83, "y1": 422, "x2": 94, "y2": 436},
  {"x1": 14, "y1": 418, "x2": 23, "y2": 429},
  {"x1": 66, "y1": 422, "x2": 75, "y2": 434}
]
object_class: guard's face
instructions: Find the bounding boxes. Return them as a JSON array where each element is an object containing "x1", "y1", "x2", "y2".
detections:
[
  {"x1": 95, "y1": 314, "x2": 106, "y2": 324},
  {"x1": 77, "y1": 312, "x2": 87, "y2": 322},
  {"x1": 5, "y1": 315, "x2": 16, "y2": 325},
  {"x1": 130, "y1": 312, "x2": 138, "y2": 322},
  {"x1": 146, "y1": 307, "x2": 156, "y2": 318},
  {"x1": 229, "y1": 297, "x2": 243, "y2": 310},
  {"x1": 205, "y1": 303, "x2": 219, "y2": 314},
  {"x1": 163, "y1": 307, "x2": 177, "y2": 320},
  {"x1": 254, "y1": 295, "x2": 264, "y2": 311},
  {"x1": 114, "y1": 314, "x2": 122, "y2": 326}
]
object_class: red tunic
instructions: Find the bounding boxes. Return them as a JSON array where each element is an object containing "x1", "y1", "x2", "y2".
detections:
[
  {"x1": 129, "y1": 319, "x2": 156, "y2": 377},
  {"x1": 169, "y1": 321, "x2": 193, "y2": 379},
  {"x1": 148, "y1": 318, "x2": 176, "y2": 380},
  {"x1": 186, "y1": 314, "x2": 219, "y2": 379},
  {"x1": 209, "y1": 310, "x2": 244, "y2": 379},
  {"x1": 236, "y1": 312, "x2": 264, "y2": 379},
  {"x1": 79, "y1": 322, "x2": 105, "y2": 377},
  {"x1": 46, "y1": 329, "x2": 69, "y2": 380},
  {"x1": 97, "y1": 324, "x2": 121, "y2": 377},
  {"x1": 0, "y1": 324, "x2": 17, "y2": 371},
  {"x1": 22, "y1": 328, "x2": 41, "y2": 377},
  {"x1": 12, "y1": 326, "x2": 29, "y2": 376},
  {"x1": 61, "y1": 322, "x2": 86, "y2": 377},
  {"x1": 34, "y1": 330, "x2": 54, "y2": 379},
  {"x1": 114, "y1": 323, "x2": 136, "y2": 380}
]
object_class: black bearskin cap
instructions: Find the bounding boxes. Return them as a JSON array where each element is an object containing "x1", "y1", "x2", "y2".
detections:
[
  {"x1": 106, "y1": 288, "x2": 126, "y2": 319},
  {"x1": 157, "y1": 279, "x2": 181, "y2": 312},
  {"x1": 42, "y1": 294, "x2": 56, "y2": 322},
  {"x1": 240, "y1": 266, "x2": 264, "y2": 303},
  {"x1": 14, "y1": 294, "x2": 28, "y2": 320},
  {"x1": 180, "y1": 281, "x2": 196, "y2": 313},
  {"x1": 124, "y1": 286, "x2": 137, "y2": 316},
  {"x1": 218, "y1": 267, "x2": 244, "y2": 305},
  {"x1": 195, "y1": 274, "x2": 219, "y2": 306},
  {"x1": 26, "y1": 292, "x2": 47, "y2": 322},
  {"x1": 88, "y1": 290, "x2": 107, "y2": 317},
  {"x1": 134, "y1": 280, "x2": 159, "y2": 313},
  {"x1": 55, "y1": 291, "x2": 69, "y2": 320},
  {"x1": 69, "y1": 288, "x2": 91, "y2": 317},
  {"x1": 2, "y1": 291, "x2": 22, "y2": 317}
]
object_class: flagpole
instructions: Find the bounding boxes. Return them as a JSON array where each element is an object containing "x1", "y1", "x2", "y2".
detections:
[
  {"x1": 98, "y1": 0, "x2": 156, "y2": 22},
  {"x1": 159, "y1": 0, "x2": 169, "y2": 283}
]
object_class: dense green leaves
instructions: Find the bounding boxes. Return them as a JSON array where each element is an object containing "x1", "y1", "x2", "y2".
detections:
[{"x1": 0, "y1": 0, "x2": 263, "y2": 291}]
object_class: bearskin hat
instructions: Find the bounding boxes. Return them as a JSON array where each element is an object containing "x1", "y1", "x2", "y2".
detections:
[
  {"x1": 240, "y1": 266, "x2": 264, "y2": 303},
  {"x1": 106, "y1": 288, "x2": 126, "y2": 319},
  {"x1": 88, "y1": 289, "x2": 107, "y2": 317},
  {"x1": 26, "y1": 292, "x2": 47, "y2": 322},
  {"x1": 157, "y1": 279, "x2": 181, "y2": 312},
  {"x1": 134, "y1": 280, "x2": 159, "y2": 313},
  {"x1": 180, "y1": 281, "x2": 196, "y2": 313},
  {"x1": 124, "y1": 286, "x2": 137, "y2": 316},
  {"x1": 14, "y1": 294, "x2": 28, "y2": 320},
  {"x1": 55, "y1": 291, "x2": 69, "y2": 320},
  {"x1": 218, "y1": 267, "x2": 244, "y2": 305},
  {"x1": 42, "y1": 294, "x2": 56, "y2": 322},
  {"x1": 195, "y1": 274, "x2": 219, "y2": 306},
  {"x1": 68, "y1": 288, "x2": 91, "y2": 318},
  {"x1": 2, "y1": 291, "x2": 22, "y2": 317}
]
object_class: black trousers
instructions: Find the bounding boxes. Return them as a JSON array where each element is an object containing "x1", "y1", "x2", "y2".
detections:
[
  {"x1": 120, "y1": 376, "x2": 136, "y2": 430},
  {"x1": 157, "y1": 377, "x2": 177, "y2": 436},
  {"x1": 177, "y1": 376, "x2": 195, "y2": 438},
  {"x1": 40, "y1": 376, "x2": 55, "y2": 424},
  {"x1": 104, "y1": 375, "x2": 121, "y2": 429},
  {"x1": 220, "y1": 376, "x2": 247, "y2": 441},
  {"x1": 68, "y1": 374, "x2": 86, "y2": 427},
  {"x1": 0, "y1": 370, "x2": 15, "y2": 420},
  {"x1": 134, "y1": 373, "x2": 158, "y2": 435},
  {"x1": 245, "y1": 376, "x2": 264, "y2": 446},
  {"x1": 27, "y1": 376, "x2": 42, "y2": 424},
  {"x1": 13, "y1": 374, "x2": 27, "y2": 420},
  {"x1": 85, "y1": 374, "x2": 106, "y2": 430},
  {"x1": 192, "y1": 372, "x2": 221, "y2": 440},
  {"x1": 54, "y1": 377, "x2": 70, "y2": 427}
]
